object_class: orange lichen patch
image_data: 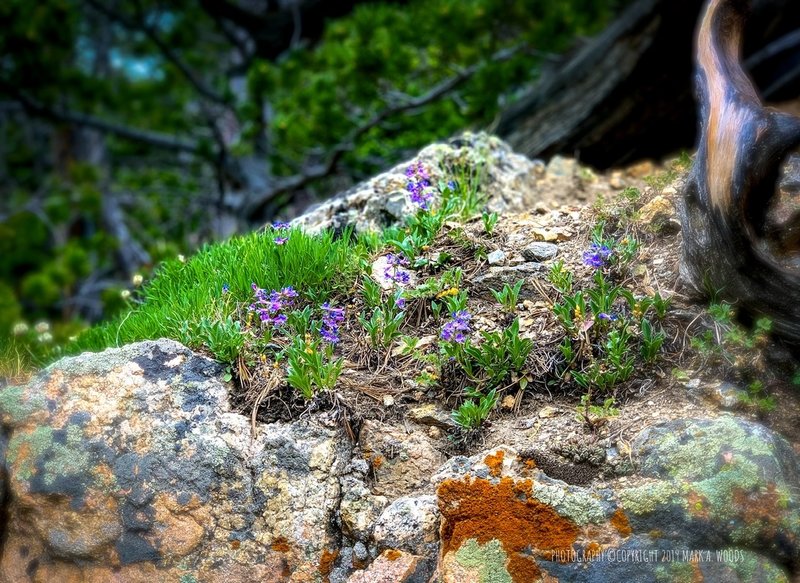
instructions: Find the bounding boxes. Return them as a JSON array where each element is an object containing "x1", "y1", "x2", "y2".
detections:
[
  {"x1": 686, "y1": 491, "x2": 710, "y2": 520},
  {"x1": 438, "y1": 476, "x2": 579, "y2": 582},
  {"x1": 371, "y1": 454, "x2": 384, "y2": 470},
  {"x1": 270, "y1": 537, "x2": 291, "y2": 553},
  {"x1": 385, "y1": 549, "x2": 402, "y2": 561},
  {"x1": 732, "y1": 483, "x2": 782, "y2": 527},
  {"x1": 610, "y1": 508, "x2": 632, "y2": 538},
  {"x1": 318, "y1": 548, "x2": 339, "y2": 581},
  {"x1": 230, "y1": 540, "x2": 240, "y2": 550},
  {"x1": 484, "y1": 450, "x2": 505, "y2": 477},
  {"x1": 524, "y1": 459, "x2": 537, "y2": 470},
  {"x1": 585, "y1": 541, "x2": 602, "y2": 558}
]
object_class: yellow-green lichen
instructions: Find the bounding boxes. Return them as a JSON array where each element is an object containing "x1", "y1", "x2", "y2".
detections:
[
  {"x1": 0, "y1": 384, "x2": 45, "y2": 424},
  {"x1": 455, "y1": 538, "x2": 513, "y2": 583},
  {"x1": 618, "y1": 481, "x2": 680, "y2": 515},
  {"x1": 41, "y1": 424, "x2": 91, "y2": 485},
  {"x1": 725, "y1": 548, "x2": 790, "y2": 583},
  {"x1": 653, "y1": 561, "x2": 695, "y2": 583},
  {"x1": 533, "y1": 482, "x2": 605, "y2": 525},
  {"x1": 642, "y1": 418, "x2": 776, "y2": 482},
  {"x1": 7, "y1": 425, "x2": 54, "y2": 480}
]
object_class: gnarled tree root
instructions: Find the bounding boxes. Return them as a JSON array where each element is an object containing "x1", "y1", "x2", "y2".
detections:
[{"x1": 679, "y1": 0, "x2": 800, "y2": 344}]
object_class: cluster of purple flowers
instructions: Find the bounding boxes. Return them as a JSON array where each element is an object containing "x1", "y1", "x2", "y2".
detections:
[
  {"x1": 441, "y1": 310, "x2": 472, "y2": 343},
  {"x1": 405, "y1": 161, "x2": 434, "y2": 210},
  {"x1": 320, "y1": 302, "x2": 345, "y2": 344},
  {"x1": 272, "y1": 221, "x2": 290, "y2": 245},
  {"x1": 583, "y1": 243, "x2": 612, "y2": 269},
  {"x1": 250, "y1": 283, "x2": 298, "y2": 327},
  {"x1": 598, "y1": 312, "x2": 618, "y2": 322},
  {"x1": 384, "y1": 253, "x2": 411, "y2": 285}
]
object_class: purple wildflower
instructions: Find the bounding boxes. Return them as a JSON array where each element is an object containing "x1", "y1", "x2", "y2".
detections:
[
  {"x1": 320, "y1": 302, "x2": 345, "y2": 344},
  {"x1": 222, "y1": 283, "x2": 230, "y2": 294},
  {"x1": 441, "y1": 310, "x2": 472, "y2": 343},
  {"x1": 249, "y1": 284, "x2": 297, "y2": 328},
  {"x1": 277, "y1": 286, "x2": 298, "y2": 301},
  {"x1": 405, "y1": 161, "x2": 434, "y2": 210},
  {"x1": 274, "y1": 236, "x2": 289, "y2": 245},
  {"x1": 598, "y1": 312, "x2": 618, "y2": 321},
  {"x1": 395, "y1": 297, "x2": 406, "y2": 310},
  {"x1": 321, "y1": 302, "x2": 345, "y2": 324},
  {"x1": 272, "y1": 221, "x2": 291, "y2": 229},
  {"x1": 447, "y1": 180, "x2": 457, "y2": 191},
  {"x1": 383, "y1": 253, "x2": 412, "y2": 285},
  {"x1": 582, "y1": 243, "x2": 612, "y2": 269}
]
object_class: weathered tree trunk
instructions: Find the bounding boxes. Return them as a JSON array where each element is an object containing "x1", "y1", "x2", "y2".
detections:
[
  {"x1": 495, "y1": 0, "x2": 800, "y2": 168},
  {"x1": 679, "y1": 0, "x2": 800, "y2": 344}
]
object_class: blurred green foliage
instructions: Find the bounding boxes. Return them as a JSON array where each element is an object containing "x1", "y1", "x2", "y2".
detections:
[{"x1": 0, "y1": 0, "x2": 628, "y2": 374}]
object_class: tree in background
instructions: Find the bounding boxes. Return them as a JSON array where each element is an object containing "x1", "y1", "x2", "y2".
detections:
[{"x1": 0, "y1": 0, "x2": 627, "y2": 365}]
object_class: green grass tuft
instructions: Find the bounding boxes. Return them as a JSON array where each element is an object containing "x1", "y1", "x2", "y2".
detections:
[{"x1": 67, "y1": 227, "x2": 375, "y2": 355}]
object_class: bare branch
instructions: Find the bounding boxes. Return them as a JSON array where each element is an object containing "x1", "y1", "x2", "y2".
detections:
[
  {"x1": 7, "y1": 87, "x2": 201, "y2": 154},
  {"x1": 83, "y1": 0, "x2": 231, "y2": 108}
]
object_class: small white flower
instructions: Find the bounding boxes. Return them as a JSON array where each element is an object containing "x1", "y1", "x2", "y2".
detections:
[
  {"x1": 34, "y1": 321, "x2": 50, "y2": 334},
  {"x1": 121, "y1": 289, "x2": 131, "y2": 300},
  {"x1": 38, "y1": 332, "x2": 53, "y2": 343},
  {"x1": 178, "y1": 254, "x2": 186, "y2": 263},
  {"x1": 12, "y1": 322, "x2": 29, "y2": 335},
  {"x1": 132, "y1": 274, "x2": 143, "y2": 286}
]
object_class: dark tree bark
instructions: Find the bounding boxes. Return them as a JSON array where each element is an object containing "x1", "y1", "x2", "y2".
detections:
[
  {"x1": 495, "y1": 0, "x2": 800, "y2": 168},
  {"x1": 679, "y1": 0, "x2": 800, "y2": 344}
]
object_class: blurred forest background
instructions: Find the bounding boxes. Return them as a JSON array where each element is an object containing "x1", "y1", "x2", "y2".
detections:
[
  {"x1": 0, "y1": 0, "x2": 632, "y2": 367},
  {"x1": 2, "y1": 0, "x2": 798, "y2": 373}
]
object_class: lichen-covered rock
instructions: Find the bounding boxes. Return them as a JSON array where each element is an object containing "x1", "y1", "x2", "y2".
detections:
[
  {"x1": 434, "y1": 425, "x2": 800, "y2": 583},
  {"x1": 434, "y1": 447, "x2": 625, "y2": 583},
  {"x1": 359, "y1": 419, "x2": 445, "y2": 498},
  {"x1": 372, "y1": 495, "x2": 440, "y2": 556},
  {"x1": 346, "y1": 549, "x2": 431, "y2": 583},
  {"x1": 620, "y1": 417, "x2": 800, "y2": 565},
  {"x1": 339, "y1": 474, "x2": 388, "y2": 540},
  {"x1": 0, "y1": 339, "x2": 351, "y2": 582},
  {"x1": 293, "y1": 133, "x2": 547, "y2": 234}
]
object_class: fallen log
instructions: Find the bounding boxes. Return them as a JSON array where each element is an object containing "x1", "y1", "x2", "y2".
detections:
[{"x1": 679, "y1": 0, "x2": 800, "y2": 344}]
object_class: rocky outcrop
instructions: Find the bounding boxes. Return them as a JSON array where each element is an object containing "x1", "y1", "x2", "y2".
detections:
[
  {"x1": 2, "y1": 341, "x2": 799, "y2": 582},
  {"x1": 293, "y1": 133, "x2": 600, "y2": 234},
  {"x1": 0, "y1": 339, "x2": 352, "y2": 582}
]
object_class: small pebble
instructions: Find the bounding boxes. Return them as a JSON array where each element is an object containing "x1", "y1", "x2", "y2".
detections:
[{"x1": 487, "y1": 249, "x2": 507, "y2": 265}]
